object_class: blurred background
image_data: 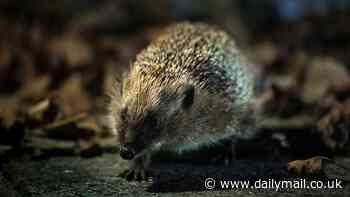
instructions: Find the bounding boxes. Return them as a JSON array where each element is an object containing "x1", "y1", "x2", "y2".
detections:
[
  {"x1": 0, "y1": 0, "x2": 349, "y2": 159},
  {"x1": 0, "y1": 1, "x2": 350, "y2": 196}
]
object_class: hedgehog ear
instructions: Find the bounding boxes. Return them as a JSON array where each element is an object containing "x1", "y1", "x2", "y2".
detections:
[{"x1": 181, "y1": 84, "x2": 195, "y2": 109}]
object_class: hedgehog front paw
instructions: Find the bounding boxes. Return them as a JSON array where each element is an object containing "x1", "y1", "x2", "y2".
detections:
[
  {"x1": 124, "y1": 165, "x2": 148, "y2": 181},
  {"x1": 119, "y1": 155, "x2": 151, "y2": 181}
]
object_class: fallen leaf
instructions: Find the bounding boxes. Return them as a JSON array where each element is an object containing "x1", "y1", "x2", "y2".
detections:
[
  {"x1": 51, "y1": 75, "x2": 91, "y2": 117},
  {"x1": 317, "y1": 99, "x2": 350, "y2": 150},
  {"x1": 288, "y1": 156, "x2": 331, "y2": 175},
  {"x1": 302, "y1": 57, "x2": 349, "y2": 104},
  {"x1": 48, "y1": 33, "x2": 93, "y2": 67}
]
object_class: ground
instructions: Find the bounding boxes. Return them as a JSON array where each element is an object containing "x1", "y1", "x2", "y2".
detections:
[
  {"x1": 1, "y1": 153, "x2": 349, "y2": 197},
  {"x1": 0, "y1": 1, "x2": 350, "y2": 197}
]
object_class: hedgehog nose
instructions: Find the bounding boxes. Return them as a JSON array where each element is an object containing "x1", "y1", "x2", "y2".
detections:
[{"x1": 120, "y1": 144, "x2": 135, "y2": 160}]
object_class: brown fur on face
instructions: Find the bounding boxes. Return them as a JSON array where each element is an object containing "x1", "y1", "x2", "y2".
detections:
[
  {"x1": 108, "y1": 67, "x2": 247, "y2": 156},
  {"x1": 108, "y1": 67, "x2": 201, "y2": 156}
]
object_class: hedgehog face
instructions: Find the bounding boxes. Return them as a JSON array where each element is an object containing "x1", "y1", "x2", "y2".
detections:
[
  {"x1": 117, "y1": 106, "x2": 161, "y2": 160},
  {"x1": 116, "y1": 83, "x2": 195, "y2": 160}
]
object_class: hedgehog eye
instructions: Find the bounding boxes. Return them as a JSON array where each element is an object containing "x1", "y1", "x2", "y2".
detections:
[
  {"x1": 145, "y1": 112, "x2": 158, "y2": 129},
  {"x1": 120, "y1": 107, "x2": 128, "y2": 121},
  {"x1": 182, "y1": 84, "x2": 195, "y2": 109}
]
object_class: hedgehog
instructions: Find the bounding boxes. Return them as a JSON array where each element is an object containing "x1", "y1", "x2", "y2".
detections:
[{"x1": 107, "y1": 22, "x2": 257, "y2": 181}]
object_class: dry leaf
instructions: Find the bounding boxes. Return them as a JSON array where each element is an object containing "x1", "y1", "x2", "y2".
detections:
[
  {"x1": 317, "y1": 99, "x2": 350, "y2": 150},
  {"x1": 288, "y1": 156, "x2": 331, "y2": 175}
]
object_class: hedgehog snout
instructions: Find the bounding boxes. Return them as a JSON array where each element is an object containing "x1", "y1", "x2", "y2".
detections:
[{"x1": 119, "y1": 143, "x2": 135, "y2": 160}]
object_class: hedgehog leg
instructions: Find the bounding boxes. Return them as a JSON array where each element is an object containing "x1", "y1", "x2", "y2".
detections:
[
  {"x1": 210, "y1": 137, "x2": 237, "y2": 165},
  {"x1": 224, "y1": 137, "x2": 237, "y2": 165},
  {"x1": 119, "y1": 153, "x2": 151, "y2": 182}
]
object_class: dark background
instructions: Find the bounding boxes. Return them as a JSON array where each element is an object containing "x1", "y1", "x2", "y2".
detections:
[{"x1": 0, "y1": 0, "x2": 349, "y2": 196}]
